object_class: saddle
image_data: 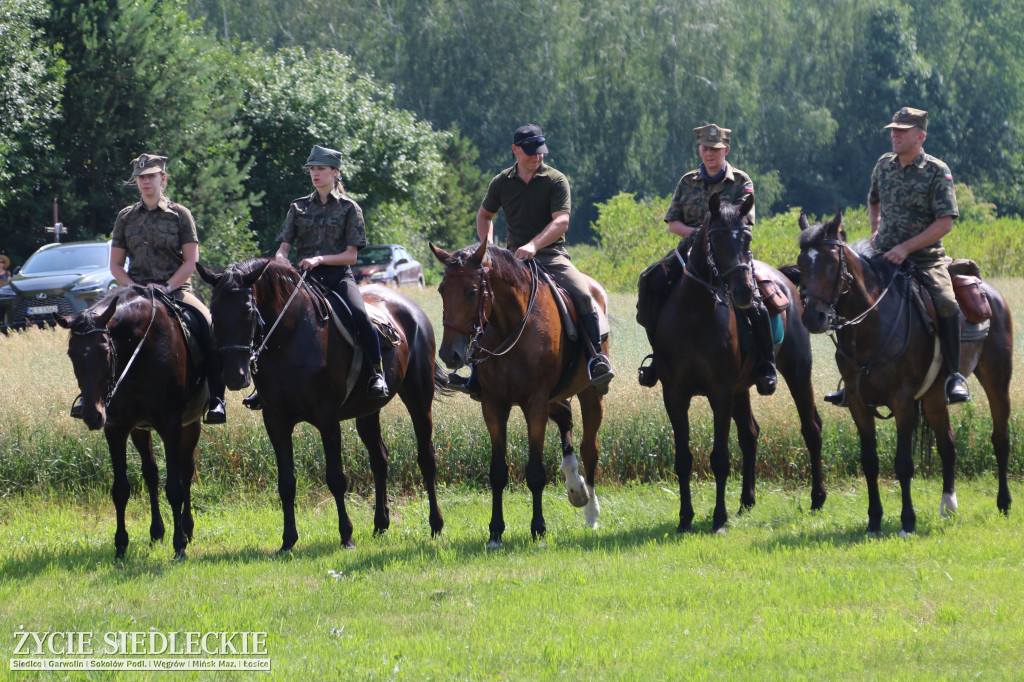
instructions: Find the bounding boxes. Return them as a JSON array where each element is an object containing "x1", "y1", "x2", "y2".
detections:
[
  {"x1": 146, "y1": 286, "x2": 206, "y2": 375},
  {"x1": 306, "y1": 278, "x2": 404, "y2": 349}
]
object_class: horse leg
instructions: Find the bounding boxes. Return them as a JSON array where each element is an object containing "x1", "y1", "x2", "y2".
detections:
[
  {"x1": 400, "y1": 392, "x2": 444, "y2": 536},
  {"x1": 889, "y1": 401, "x2": 920, "y2": 536},
  {"x1": 356, "y1": 413, "x2": 391, "y2": 536},
  {"x1": 974, "y1": 361, "x2": 1013, "y2": 515},
  {"x1": 708, "y1": 393, "x2": 734, "y2": 533},
  {"x1": 106, "y1": 428, "x2": 132, "y2": 559},
  {"x1": 482, "y1": 399, "x2": 512, "y2": 547},
  {"x1": 663, "y1": 390, "x2": 694, "y2": 533},
  {"x1": 263, "y1": 416, "x2": 302, "y2": 552},
  {"x1": 731, "y1": 391, "x2": 758, "y2": 514},
  {"x1": 777, "y1": 345, "x2": 827, "y2": 510},
  {"x1": 850, "y1": 403, "x2": 883, "y2": 534},
  {"x1": 524, "y1": 401, "x2": 550, "y2": 541},
  {"x1": 158, "y1": 422, "x2": 188, "y2": 560},
  {"x1": 319, "y1": 419, "x2": 355, "y2": 549},
  {"x1": 130, "y1": 429, "x2": 164, "y2": 543},
  {"x1": 577, "y1": 389, "x2": 604, "y2": 528},
  {"x1": 178, "y1": 422, "x2": 201, "y2": 543},
  {"x1": 548, "y1": 399, "x2": 589, "y2": 510}
]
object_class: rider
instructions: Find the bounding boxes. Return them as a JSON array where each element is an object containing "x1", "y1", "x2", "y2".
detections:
[
  {"x1": 825, "y1": 107, "x2": 969, "y2": 407},
  {"x1": 636, "y1": 123, "x2": 776, "y2": 395},
  {"x1": 71, "y1": 152, "x2": 227, "y2": 424},
  {"x1": 242, "y1": 144, "x2": 388, "y2": 410},
  {"x1": 448, "y1": 123, "x2": 614, "y2": 397}
]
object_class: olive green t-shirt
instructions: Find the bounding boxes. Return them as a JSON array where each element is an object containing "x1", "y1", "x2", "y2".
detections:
[
  {"x1": 869, "y1": 151, "x2": 958, "y2": 262},
  {"x1": 111, "y1": 196, "x2": 198, "y2": 292},
  {"x1": 482, "y1": 162, "x2": 571, "y2": 255}
]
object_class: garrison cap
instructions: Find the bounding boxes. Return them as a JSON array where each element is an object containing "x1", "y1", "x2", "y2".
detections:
[
  {"x1": 513, "y1": 124, "x2": 549, "y2": 155},
  {"x1": 130, "y1": 153, "x2": 167, "y2": 177},
  {"x1": 885, "y1": 107, "x2": 928, "y2": 131},
  {"x1": 694, "y1": 124, "x2": 730, "y2": 148},
  {"x1": 305, "y1": 144, "x2": 343, "y2": 169}
]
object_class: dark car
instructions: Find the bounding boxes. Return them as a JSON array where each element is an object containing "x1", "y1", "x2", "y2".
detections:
[
  {"x1": 351, "y1": 244, "x2": 425, "y2": 287},
  {"x1": 0, "y1": 240, "x2": 119, "y2": 328}
]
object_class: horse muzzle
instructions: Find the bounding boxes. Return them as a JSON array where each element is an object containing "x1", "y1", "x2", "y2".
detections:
[
  {"x1": 439, "y1": 336, "x2": 470, "y2": 371},
  {"x1": 801, "y1": 306, "x2": 830, "y2": 334},
  {"x1": 83, "y1": 403, "x2": 105, "y2": 431},
  {"x1": 222, "y1": 360, "x2": 251, "y2": 391}
]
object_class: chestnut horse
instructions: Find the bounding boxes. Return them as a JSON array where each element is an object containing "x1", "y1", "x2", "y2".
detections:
[
  {"x1": 430, "y1": 241, "x2": 607, "y2": 547},
  {"x1": 654, "y1": 194, "x2": 826, "y2": 533},
  {"x1": 796, "y1": 213, "x2": 1012, "y2": 534},
  {"x1": 197, "y1": 259, "x2": 444, "y2": 551},
  {"x1": 56, "y1": 286, "x2": 207, "y2": 560}
]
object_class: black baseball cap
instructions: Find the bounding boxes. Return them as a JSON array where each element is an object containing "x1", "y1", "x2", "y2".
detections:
[{"x1": 513, "y1": 124, "x2": 549, "y2": 155}]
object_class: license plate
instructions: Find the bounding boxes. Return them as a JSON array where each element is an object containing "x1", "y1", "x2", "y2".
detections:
[{"x1": 27, "y1": 305, "x2": 59, "y2": 315}]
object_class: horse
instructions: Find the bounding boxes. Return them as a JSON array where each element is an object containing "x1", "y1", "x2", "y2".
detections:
[
  {"x1": 654, "y1": 193, "x2": 827, "y2": 534},
  {"x1": 197, "y1": 258, "x2": 444, "y2": 551},
  {"x1": 430, "y1": 241, "x2": 607, "y2": 547},
  {"x1": 55, "y1": 286, "x2": 208, "y2": 560},
  {"x1": 795, "y1": 212, "x2": 1012, "y2": 534}
]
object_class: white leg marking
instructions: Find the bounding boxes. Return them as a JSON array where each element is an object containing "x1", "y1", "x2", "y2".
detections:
[
  {"x1": 584, "y1": 491, "x2": 600, "y2": 529},
  {"x1": 561, "y1": 453, "x2": 590, "y2": 508},
  {"x1": 940, "y1": 492, "x2": 958, "y2": 519}
]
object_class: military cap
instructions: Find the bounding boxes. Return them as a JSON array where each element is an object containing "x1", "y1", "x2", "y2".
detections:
[
  {"x1": 305, "y1": 144, "x2": 343, "y2": 169},
  {"x1": 694, "y1": 124, "x2": 730, "y2": 148},
  {"x1": 130, "y1": 153, "x2": 167, "y2": 177},
  {"x1": 885, "y1": 107, "x2": 928, "y2": 131},
  {"x1": 0, "y1": 254, "x2": 9, "y2": 270},
  {"x1": 513, "y1": 124, "x2": 549, "y2": 155}
]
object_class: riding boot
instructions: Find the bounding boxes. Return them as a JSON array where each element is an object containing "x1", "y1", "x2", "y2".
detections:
[
  {"x1": 824, "y1": 385, "x2": 848, "y2": 407},
  {"x1": 242, "y1": 392, "x2": 262, "y2": 411},
  {"x1": 368, "y1": 362, "x2": 388, "y2": 398},
  {"x1": 937, "y1": 313, "x2": 971, "y2": 404},
  {"x1": 70, "y1": 394, "x2": 84, "y2": 419},
  {"x1": 746, "y1": 302, "x2": 778, "y2": 396},
  {"x1": 448, "y1": 367, "x2": 481, "y2": 401},
  {"x1": 581, "y1": 311, "x2": 614, "y2": 393},
  {"x1": 203, "y1": 347, "x2": 227, "y2": 424}
]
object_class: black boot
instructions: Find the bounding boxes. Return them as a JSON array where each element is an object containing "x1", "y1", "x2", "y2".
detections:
[
  {"x1": 937, "y1": 314, "x2": 970, "y2": 404},
  {"x1": 70, "y1": 394, "x2": 84, "y2": 419},
  {"x1": 242, "y1": 392, "x2": 262, "y2": 410},
  {"x1": 581, "y1": 312, "x2": 614, "y2": 393},
  {"x1": 368, "y1": 363, "x2": 389, "y2": 398},
  {"x1": 824, "y1": 385, "x2": 848, "y2": 407},
  {"x1": 637, "y1": 354, "x2": 658, "y2": 387},
  {"x1": 203, "y1": 338, "x2": 227, "y2": 424},
  {"x1": 747, "y1": 303, "x2": 777, "y2": 396},
  {"x1": 448, "y1": 367, "x2": 481, "y2": 401},
  {"x1": 204, "y1": 397, "x2": 226, "y2": 424}
]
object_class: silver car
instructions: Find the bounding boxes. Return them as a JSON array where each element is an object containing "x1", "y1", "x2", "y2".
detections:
[
  {"x1": 0, "y1": 240, "x2": 119, "y2": 328},
  {"x1": 351, "y1": 244, "x2": 425, "y2": 287}
]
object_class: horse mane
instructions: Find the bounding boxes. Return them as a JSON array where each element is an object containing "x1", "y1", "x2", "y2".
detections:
[
  {"x1": 449, "y1": 243, "x2": 534, "y2": 290},
  {"x1": 70, "y1": 286, "x2": 150, "y2": 333},
  {"x1": 222, "y1": 257, "x2": 299, "y2": 309}
]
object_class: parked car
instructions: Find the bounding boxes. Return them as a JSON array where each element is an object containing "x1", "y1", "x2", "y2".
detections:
[
  {"x1": 0, "y1": 240, "x2": 119, "y2": 328},
  {"x1": 351, "y1": 244, "x2": 425, "y2": 287}
]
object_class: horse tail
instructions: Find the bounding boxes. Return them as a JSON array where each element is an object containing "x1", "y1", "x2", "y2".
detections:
[
  {"x1": 912, "y1": 399, "x2": 935, "y2": 470},
  {"x1": 778, "y1": 263, "x2": 801, "y2": 286},
  {"x1": 433, "y1": 364, "x2": 455, "y2": 397}
]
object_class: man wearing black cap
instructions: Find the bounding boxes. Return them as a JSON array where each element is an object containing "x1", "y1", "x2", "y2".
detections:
[
  {"x1": 452, "y1": 123, "x2": 613, "y2": 394},
  {"x1": 825, "y1": 107, "x2": 969, "y2": 406}
]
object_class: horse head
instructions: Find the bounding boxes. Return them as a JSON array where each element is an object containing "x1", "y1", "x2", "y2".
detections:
[
  {"x1": 198, "y1": 259, "x2": 270, "y2": 391},
  {"x1": 54, "y1": 296, "x2": 120, "y2": 430},
  {"x1": 796, "y1": 210, "x2": 847, "y2": 333},
  {"x1": 430, "y1": 241, "x2": 491, "y2": 370},
  {"x1": 703, "y1": 192, "x2": 756, "y2": 308}
]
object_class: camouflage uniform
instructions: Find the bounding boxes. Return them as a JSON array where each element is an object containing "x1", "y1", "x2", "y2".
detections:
[
  {"x1": 112, "y1": 196, "x2": 198, "y2": 293},
  {"x1": 664, "y1": 162, "x2": 755, "y2": 228},
  {"x1": 869, "y1": 151, "x2": 959, "y2": 316},
  {"x1": 278, "y1": 186, "x2": 366, "y2": 270}
]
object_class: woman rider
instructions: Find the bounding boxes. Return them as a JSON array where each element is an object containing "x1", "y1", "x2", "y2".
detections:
[
  {"x1": 242, "y1": 144, "x2": 388, "y2": 409},
  {"x1": 72, "y1": 153, "x2": 227, "y2": 423}
]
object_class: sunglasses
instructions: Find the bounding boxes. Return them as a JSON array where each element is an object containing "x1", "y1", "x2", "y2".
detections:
[{"x1": 516, "y1": 135, "x2": 546, "y2": 148}]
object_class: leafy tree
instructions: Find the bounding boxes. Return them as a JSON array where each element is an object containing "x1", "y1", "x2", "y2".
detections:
[{"x1": 432, "y1": 125, "x2": 488, "y2": 250}]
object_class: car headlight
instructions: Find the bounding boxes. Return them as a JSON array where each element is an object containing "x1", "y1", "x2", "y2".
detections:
[{"x1": 369, "y1": 272, "x2": 389, "y2": 280}]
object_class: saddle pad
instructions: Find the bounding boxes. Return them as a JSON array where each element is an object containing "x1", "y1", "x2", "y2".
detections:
[{"x1": 735, "y1": 311, "x2": 785, "y2": 356}]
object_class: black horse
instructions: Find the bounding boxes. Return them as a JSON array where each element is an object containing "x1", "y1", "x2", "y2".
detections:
[
  {"x1": 653, "y1": 194, "x2": 827, "y2": 533},
  {"x1": 198, "y1": 259, "x2": 445, "y2": 551},
  {"x1": 796, "y1": 212, "x2": 1012, "y2": 534},
  {"x1": 56, "y1": 287, "x2": 208, "y2": 559}
]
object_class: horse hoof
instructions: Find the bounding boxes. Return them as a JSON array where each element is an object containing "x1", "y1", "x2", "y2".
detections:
[
  {"x1": 940, "y1": 492, "x2": 958, "y2": 518},
  {"x1": 567, "y1": 486, "x2": 590, "y2": 508},
  {"x1": 342, "y1": 538, "x2": 356, "y2": 550},
  {"x1": 897, "y1": 529, "x2": 914, "y2": 539},
  {"x1": 714, "y1": 527, "x2": 728, "y2": 536},
  {"x1": 486, "y1": 540, "x2": 504, "y2": 550},
  {"x1": 866, "y1": 530, "x2": 883, "y2": 539},
  {"x1": 172, "y1": 550, "x2": 187, "y2": 562},
  {"x1": 677, "y1": 523, "x2": 692, "y2": 534}
]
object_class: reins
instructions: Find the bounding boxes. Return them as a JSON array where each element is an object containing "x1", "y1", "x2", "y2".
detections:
[{"x1": 683, "y1": 221, "x2": 754, "y2": 306}]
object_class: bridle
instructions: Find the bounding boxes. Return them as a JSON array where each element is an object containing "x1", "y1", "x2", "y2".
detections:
[
  {"x1": 685, "y1": 221, "x2": 755, "y2": 306},
  {"x1": 439, "y1": 257, "x2": 540, "y2": 364}
]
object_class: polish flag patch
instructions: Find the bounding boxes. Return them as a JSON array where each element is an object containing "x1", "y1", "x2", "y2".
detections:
[
  {"x1": 944, "y1": 172, "x2": 953, "y2": 180},
  {"x1": 743, "y1": 182, "x2": 754, "y2": 193}
]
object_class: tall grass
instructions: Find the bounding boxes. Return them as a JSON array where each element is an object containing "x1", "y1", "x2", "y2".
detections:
[{"x1": 1, "y1": 280, "x2": 1022, "y2": 497}]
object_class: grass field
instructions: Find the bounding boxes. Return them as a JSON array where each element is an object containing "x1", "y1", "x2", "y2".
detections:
[{"x1": 2, "y1": 480, "x2": 1022, "y2": 679}]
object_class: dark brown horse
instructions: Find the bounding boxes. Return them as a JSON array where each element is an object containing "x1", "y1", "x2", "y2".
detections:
[
  {"x1": 655, "y1": 194, "x2": 827, "y2": 533},
  {"x1": 796, "y1": 212, "x2": 1012, "y2": 534},
  {"x1": 430, "y1": 241, "x2": 607, "y2": 547},
  {"x1": 197, "y1": 258, "x2": 444, "y2": 551},
  {"x1": 55, "y1": 287, "x2": 207, "y2": 560}
]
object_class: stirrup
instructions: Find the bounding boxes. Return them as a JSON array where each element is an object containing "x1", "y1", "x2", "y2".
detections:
[
  {"x1": 70, "y1": 395, "x2": 84, "y2": 419},
  {"x1": 242, "y1": 392, "x2": 262, "y2": 411},
  {"x1": 637, "y1": 354, "x2": 658, "y2": 388},
  {"x1": 588, "y1": 354, "x2": 614, "y2": 386},
  {"x1": 945, "y1": 373, "x2": 971, "y2": 405}
]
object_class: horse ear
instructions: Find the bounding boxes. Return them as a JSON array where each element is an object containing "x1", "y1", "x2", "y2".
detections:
[
  {"x1": 94, "y1": 297, "x2": 118, "y2": 327},
  {"x1": 708, "y1": 192, "x2": 721, "y2": 216},
  {"x1": 471, "y1": 240, "x2": 488, "y2": 265},
  {"x1": 798, "y1": 212, "x2": 810, "y2": 231},
  {"x1": 429, "y1": 242, "x2": 452, "y2": 265},
  {"x1": 244, "y1": 260, "x2": 272, "y2": 286},
  {"x1": 740, "y1": 192, "x2": 754, "y2": 218},
  {"x1": 53, "y1": 313, "x2": 71, "y2": 329},
  {"x1": 195, "y1": 262, "x2": 221, "y2": 287}
]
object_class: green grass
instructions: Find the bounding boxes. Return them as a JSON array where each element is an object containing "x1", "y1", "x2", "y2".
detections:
[{"x1": 2, "y1": 480, "x2": 1022, "y2": 679}]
